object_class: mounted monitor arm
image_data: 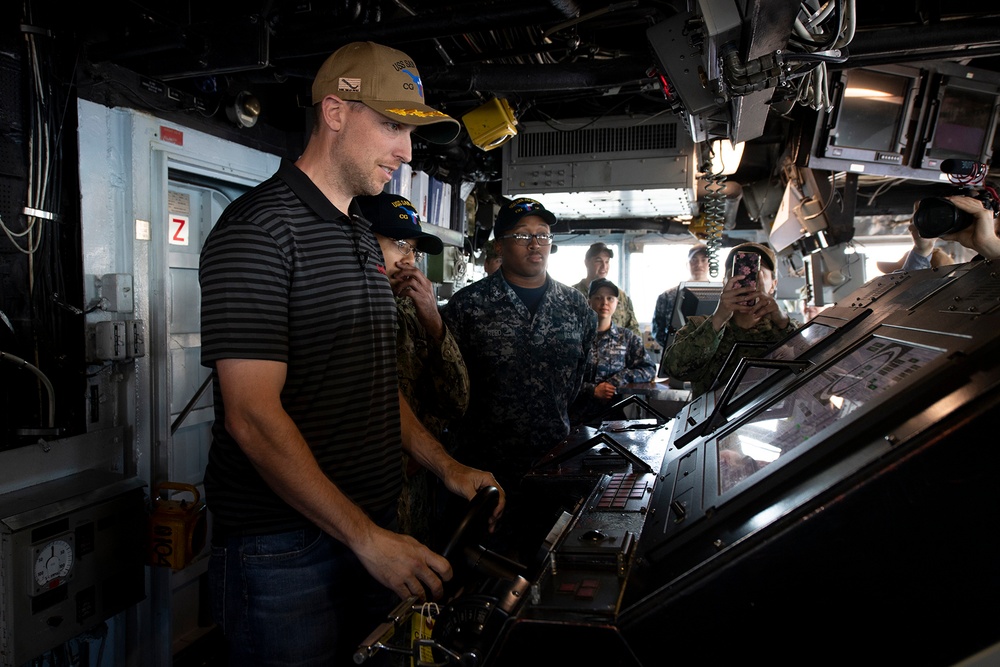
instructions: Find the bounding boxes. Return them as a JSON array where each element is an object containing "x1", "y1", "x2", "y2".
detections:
[
  {"x1": 533, "y1": 430, "x2": 655, "y2": 475},
  {"x1": 534, "y1": 396, "x2": 670, "y2": 473},
  {"x1": 707, "y1": 357, "x2": 813, "y2": 433},
  {"x1": 672, "y1": 356, "x2": 812, "y2": 450}
]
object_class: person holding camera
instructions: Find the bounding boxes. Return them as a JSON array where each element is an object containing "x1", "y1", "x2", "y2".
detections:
[{"x1": 905, "y1": 193, "x2": 1000, "y2": 270}]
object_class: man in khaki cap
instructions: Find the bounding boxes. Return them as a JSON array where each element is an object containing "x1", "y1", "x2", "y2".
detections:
[{"x1": 200, "y1": 41, "x2": 501, "y2": 666}]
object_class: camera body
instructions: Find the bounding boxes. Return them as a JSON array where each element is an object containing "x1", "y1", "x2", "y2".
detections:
[{"x1": 913, "y1": 187, "x2": 1000, "y2": 238}]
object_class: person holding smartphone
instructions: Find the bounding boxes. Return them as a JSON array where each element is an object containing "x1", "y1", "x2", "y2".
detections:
[{"x1": 661, "y1": 242, "x2": 799, "y2": 398}]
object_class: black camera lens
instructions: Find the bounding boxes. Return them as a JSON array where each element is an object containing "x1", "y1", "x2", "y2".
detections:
[{"x1": 913, "y1": 197, "x2": 975, "y2": 238}]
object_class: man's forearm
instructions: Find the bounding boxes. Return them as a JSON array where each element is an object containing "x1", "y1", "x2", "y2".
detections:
[{"x1": 399, "y1": 390, "x2": 462, "y2": 481}]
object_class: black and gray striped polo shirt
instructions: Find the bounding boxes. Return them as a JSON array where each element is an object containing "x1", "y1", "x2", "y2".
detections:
[{"x1": 200, "y1": 159, "x2": 401, "y2": 537}]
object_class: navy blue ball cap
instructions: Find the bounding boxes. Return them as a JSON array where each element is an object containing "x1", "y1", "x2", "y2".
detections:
[
  {"x1": 494, "y1": 197, "x2": 557, "y2": 238},
  {"x1": 588, "y1": 278, "x2": 619, "y2": 297},
  {"x1": 356, "y1": 191, "x2": 444, "y2": 255}
]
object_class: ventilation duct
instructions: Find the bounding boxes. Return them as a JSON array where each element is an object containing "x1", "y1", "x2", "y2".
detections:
[{"x1": 502, "y1": 115, "x2": 697, "y2": 220}]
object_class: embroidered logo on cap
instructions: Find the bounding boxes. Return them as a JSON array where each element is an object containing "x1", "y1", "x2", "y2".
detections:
[
  {"x1": 385, "y1": 108, "x2": 452, "y2": 118},
  {"x1": 391, "y1": 199, "x2": 421, "y2": 226},
  {"x1": 338, "y1": 77, "x2": 361, "y2": 92},
  {"x1": 400, "y1": 69, "x2": 423, "y2": 97},
  {"x1": 511, "y1": 199, "x2": 544, "y2": 214}
]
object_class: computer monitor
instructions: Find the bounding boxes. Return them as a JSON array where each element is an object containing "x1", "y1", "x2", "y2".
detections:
[
  {"x1": 913, "y1": 61, "x2": 1000, "y2": 177},
  {"x1": 817, "y1": 65, "x2": 923, "y2": 169},
  {"x1": 711, "y1": 333, "x2": 946, "y2": 496},
  {"x1": 638, "y1": 325, "x2": 957, "y2": 569},
  {"x1": 669, "y1": 282, "x2": 723, "y2": 332},
  {"x1": 657, "y1": 281, "x2": 723, "y2": 378},
  {"x1": 796, "y1": 64, "x2": 941, "y2": 182}
]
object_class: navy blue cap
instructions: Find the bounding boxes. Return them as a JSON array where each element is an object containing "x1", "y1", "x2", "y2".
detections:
[
  {"x1": 356, "y1": 192, "x2": 444, "y2": 255},
  {"x1": 688, "y1": 244, "x2": 709, "y2": 261},
  {"x1": 588, "y1": 278, "x2": 619, "y2": 297},
  {"x1": 494, "y1": 197, "x2": 557, "y2": 238}
]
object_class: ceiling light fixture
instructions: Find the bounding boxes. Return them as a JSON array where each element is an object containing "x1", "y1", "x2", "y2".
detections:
[{"x1": 226, "y1": 91, "x2": 261, "y2": 129}]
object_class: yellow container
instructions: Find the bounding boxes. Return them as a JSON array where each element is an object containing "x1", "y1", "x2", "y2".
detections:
[
  {"x1": 147, "y1": 482, "x2": 207, "y2": 570},
  {"x1": 462, "y1": 98, "x2": 518, "y2": 151}
]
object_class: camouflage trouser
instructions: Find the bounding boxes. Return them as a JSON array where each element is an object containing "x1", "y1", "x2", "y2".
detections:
[{"x1": 398, "y1": 454, "x2": 432, "y2": 545}]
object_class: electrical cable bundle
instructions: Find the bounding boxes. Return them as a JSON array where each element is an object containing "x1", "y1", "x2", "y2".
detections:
[
  {"x1": 944, "y1": 160, "x2": 990, "y2": 187},
  {"x1": 789, "y1": 0, "x2": 857, "y2": 112}
]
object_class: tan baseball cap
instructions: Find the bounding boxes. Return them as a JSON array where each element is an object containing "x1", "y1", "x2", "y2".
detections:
[
  {"x1": 725, "y1": 242, "x2": 778, "y2": 272},
  {"x1": 311, "y1": 41, "x2": 461, "y2": 144}
]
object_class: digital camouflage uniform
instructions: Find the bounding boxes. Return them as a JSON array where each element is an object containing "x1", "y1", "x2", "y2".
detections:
[
  {"x1": 662, "y1": 314, "x2": 800, "y2": 398},
  {"x1": 651, "y1": 285, "x2": 680, "y2": 349},
  {"x1": 572, "y1": 279, "x2": 640, "y2": 336},
  {"x1": 442, "y1": 271, "x2": 597, "y2": 490},
  {"x1": 394, "y1": 296, "x2": 469, "y2": 544},
  {"x1": 571, "y1": 323, "x2": 657, "y2": 424}
]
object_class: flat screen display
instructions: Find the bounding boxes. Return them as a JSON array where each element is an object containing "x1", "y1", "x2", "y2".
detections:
[
  {"x1": 659, "y1": 282, "x2": 723, "y2": 378},
  {"x1": 669, "y1": 282, "x2": 723, "y2": 331},
  {"x1": 715, "y1": 336, "x2": 944, "y2": 495},
  {"x1": 925, "y1": 86, "x2": 996, "y2": 160},
  {"x1": 833, "y1": 69, "x2": 910, "y2": 152}
]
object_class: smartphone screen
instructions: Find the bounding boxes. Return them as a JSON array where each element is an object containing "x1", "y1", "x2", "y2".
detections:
[{"x1": 733, "y1": 251, "x2": 761, "y2": 305}]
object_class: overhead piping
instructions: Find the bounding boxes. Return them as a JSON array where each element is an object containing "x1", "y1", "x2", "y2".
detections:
[
  {"x1": 423, "y1": 56, "x2": 652, "y2": 95},
  {"x1": 840, "y1": 16, "x2": 1000, "y2": 68},
  {"x1": 271, "y1": 4, "x2": 579, "y2": 64}
]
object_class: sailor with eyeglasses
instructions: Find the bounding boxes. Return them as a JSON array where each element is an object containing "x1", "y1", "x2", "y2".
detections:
[
  {"x1": 440, "y1": 197, "x2": 597, "y2": 562},
  {"x1": 357, "y1": 191, "x2": 472, "y2": 546}
]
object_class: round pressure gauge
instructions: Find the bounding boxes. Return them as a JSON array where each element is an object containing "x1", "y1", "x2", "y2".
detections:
[{"x1": 33, "y1": 538, "x2": 75, "y2": 589}]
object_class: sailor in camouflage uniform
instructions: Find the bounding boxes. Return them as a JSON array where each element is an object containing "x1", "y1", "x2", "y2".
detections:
[
  {"x1": 651, "y1": 243, "x2": 715, "y2": 348},
  {"x1": 661, "y1": 242, "x2": 800, "y2": 398},
  {"x1": 441, "y1": 198, "x2": 597, "y2": 499},
  {"x1": 571, "y1": 242, "x2": 641, "y2": 336},
  {"x1": 358, "y1": 192, "x2": 470, "y2": 544},
  {"x1": 572, "y1": 278, "x2": 656, "y2": 425}
]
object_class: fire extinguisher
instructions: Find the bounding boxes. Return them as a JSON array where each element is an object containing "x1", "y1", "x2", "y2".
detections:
[{"x1": 147, "y1": 482, "x2": 207, "y2": 570}]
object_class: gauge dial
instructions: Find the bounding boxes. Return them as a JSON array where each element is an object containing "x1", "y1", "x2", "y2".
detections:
[{"x1": 33, "y1": 538, "x2": 74, "y2": 588}]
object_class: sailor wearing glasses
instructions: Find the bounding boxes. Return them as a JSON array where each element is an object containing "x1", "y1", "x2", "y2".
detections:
[
  {"x1": 357, "y1": 191, "x2": 471, "y2": 545},
  {"x1": 441, "y1": 197, "x2": 597, "y2": 559}
]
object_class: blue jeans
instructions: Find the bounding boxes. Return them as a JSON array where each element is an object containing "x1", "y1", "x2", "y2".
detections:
[{"x1": 209, "y1": 525, "x2": 396, "y2": 666}]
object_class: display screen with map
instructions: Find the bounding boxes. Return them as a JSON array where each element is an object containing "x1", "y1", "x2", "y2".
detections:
[{"x1": 715, "y1": 335, "x2": 944, "y2": 495}]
